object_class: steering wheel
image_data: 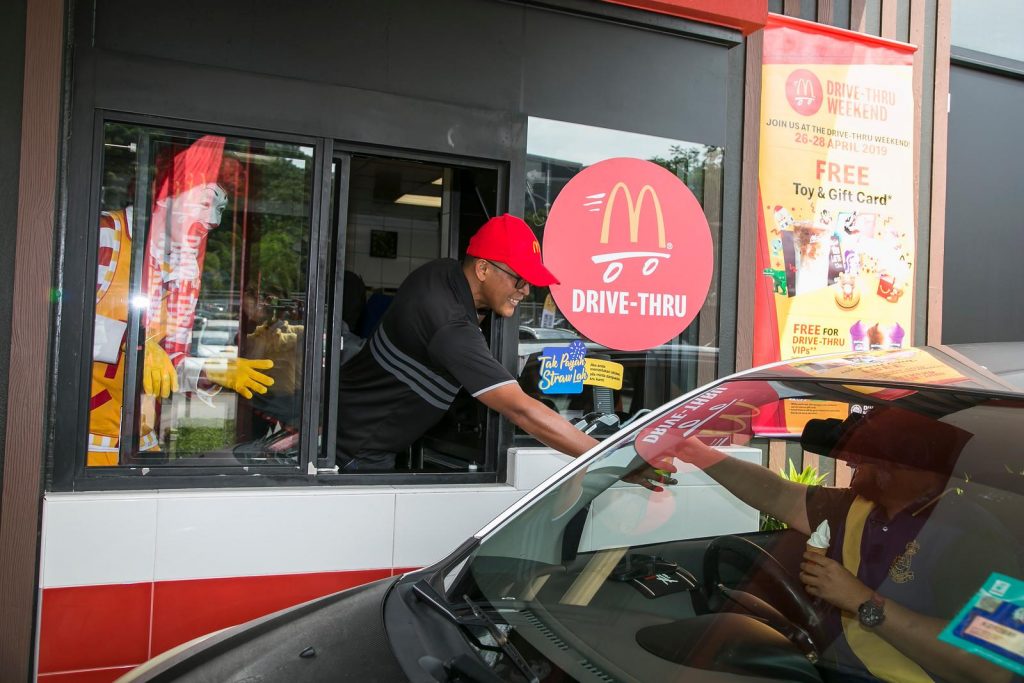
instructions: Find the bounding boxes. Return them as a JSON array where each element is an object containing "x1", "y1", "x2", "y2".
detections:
[{"x1": 702, "y1": 535, "x2": 826, "y2": 661}]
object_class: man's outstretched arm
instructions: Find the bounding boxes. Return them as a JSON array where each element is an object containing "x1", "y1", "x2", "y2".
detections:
[
  {"x1": 475, "y1": 384, "x2": 671, "y2": 492},
  {"x1": 476, "y1": 383, "x2": 599, "y2": 457}
]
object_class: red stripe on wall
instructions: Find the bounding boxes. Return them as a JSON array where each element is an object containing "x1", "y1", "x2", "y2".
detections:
[
  {"x1": 38, "y1": 582, "x2": 152, "y2": 674},
  {"x1": 38, "y1": 568, "x2": 397, "y2": 679},
  {"x1": 38, "y1": 665, "x2": 136, "y2": 683},
  {"x1": 150, "y1": 569, "x2": 391, "y2": 654}
]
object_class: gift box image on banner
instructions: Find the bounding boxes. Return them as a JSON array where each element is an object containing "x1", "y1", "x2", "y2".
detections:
[{"x1": 753, "y1": 15, "x2": 917, "y2": 365}]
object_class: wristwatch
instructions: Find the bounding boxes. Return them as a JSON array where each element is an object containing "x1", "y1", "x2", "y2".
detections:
[{"x1": 857, "y1": 592, "x2": 886, "y2": 628}]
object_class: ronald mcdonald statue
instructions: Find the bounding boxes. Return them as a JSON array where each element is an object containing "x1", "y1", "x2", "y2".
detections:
[{"x1": 89, "y1": 135, "x2": 274, "y2": 466}]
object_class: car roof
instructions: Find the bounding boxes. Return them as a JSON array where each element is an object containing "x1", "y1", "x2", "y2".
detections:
[
  {"x1": 731, "y1": 343, "x2": 1024, "y2": 397},
  {"x1": 943, "y1": 341, "x2": 1024, "y2": 391}
]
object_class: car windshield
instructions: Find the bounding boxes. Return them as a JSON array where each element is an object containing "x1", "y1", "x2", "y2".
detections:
[{"x1": 443, "y1": 376, "x2": 1024, "y2": 682}]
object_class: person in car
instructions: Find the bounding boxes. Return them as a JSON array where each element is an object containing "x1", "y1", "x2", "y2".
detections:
[
  {"x1": 666, "y1": 407, "x2": 1019, "y2": 683},
  {"x1": 335, "y1": 214, "x2": 672, "y2": 485}
]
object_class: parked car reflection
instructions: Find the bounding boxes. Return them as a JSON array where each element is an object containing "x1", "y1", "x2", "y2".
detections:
[{"x1": 189, "y1": 317, "x2": 239, "y2": 359}]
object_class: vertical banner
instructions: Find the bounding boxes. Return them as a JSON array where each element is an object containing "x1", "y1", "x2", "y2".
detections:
[{"x1": 754, "y1": 15, "x2": 916, "y2": 366}]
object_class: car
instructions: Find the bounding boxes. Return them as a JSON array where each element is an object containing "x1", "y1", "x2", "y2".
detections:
[
  {"x1": 189, "y1": 317, "x2": 239, "y2": 359},
  {"x1": 117, "y1": 344, "x2": 1024, "y2": 682},
  {"x1": 518, "y1": 325, "x2": 580, "y2": 341}
]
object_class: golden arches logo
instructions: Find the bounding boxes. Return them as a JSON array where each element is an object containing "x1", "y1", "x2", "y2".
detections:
[
  {"x1": 600, "y1": 182, "x2": 667, "y2": 249},
  {"x1": 792, "y1": 78, "x2": 816, "y2": 102},
  {"x1": 532, "y1": 240, "x2": 541, "y2": 254}
]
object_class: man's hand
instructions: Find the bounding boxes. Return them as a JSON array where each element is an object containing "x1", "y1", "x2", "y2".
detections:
[
  {"x1": 800, "y1": 550, "x2": 873, "y2": 613},
  {"x1": 624, "y1": 462, "x2": 678, "y2": 492},
  {"x1": 206, "y1": 357, "x2": 275, "y2": 399},
  {"x1": 142, "y1": 339, "x2": 179, "y2": 398}
]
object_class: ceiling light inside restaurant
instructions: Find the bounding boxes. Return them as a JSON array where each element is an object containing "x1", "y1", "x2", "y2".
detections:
[
  {"x1": 395, "y1": 193, "x2": 442, "y2": 208},
  {"x1": 431, "y1": 177, "x2": 443, "y2": 185}
]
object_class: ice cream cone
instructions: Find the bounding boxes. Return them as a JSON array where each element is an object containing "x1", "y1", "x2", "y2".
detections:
[{"x1": 807, "y1": 520, "x2": 831, "y2": 556}]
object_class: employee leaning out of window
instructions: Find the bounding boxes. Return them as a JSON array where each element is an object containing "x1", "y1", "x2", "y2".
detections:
[{"x1": 336, "y1": 214, "x2": 672, "y2": 488}]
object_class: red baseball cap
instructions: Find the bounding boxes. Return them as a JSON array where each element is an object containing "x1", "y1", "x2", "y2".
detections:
[{"x1": 466, "y1": 214, "x2": 559, "y2": 287}]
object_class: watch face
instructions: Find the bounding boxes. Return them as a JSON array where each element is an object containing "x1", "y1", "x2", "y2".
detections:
[{"x1": 858, "y1": 599, "x2": 886, "y2": 627}]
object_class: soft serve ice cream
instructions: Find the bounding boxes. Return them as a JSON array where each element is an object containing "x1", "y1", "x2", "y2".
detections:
[{"x1": 807, "y1": 520, "x2": 831, "y2": 556}]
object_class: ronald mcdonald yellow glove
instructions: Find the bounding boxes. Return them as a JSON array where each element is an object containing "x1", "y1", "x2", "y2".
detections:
[
  {"x1": 205, "y1": 357, "x2": 275, "y2": 399},
  {"x1": 143, "y1": 339, "x2": 179, "y2": 399}
]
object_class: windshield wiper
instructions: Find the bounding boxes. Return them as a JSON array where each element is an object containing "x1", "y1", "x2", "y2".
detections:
[
  {"x1": 411, "y1": 580, "x2": 539, "y2": 683},
  {"x1": 463, "y1": 594, "x2": 539, "y2": 683}
]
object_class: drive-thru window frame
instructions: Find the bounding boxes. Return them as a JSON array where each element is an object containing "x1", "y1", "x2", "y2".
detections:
[{"x1": 48, "y1": 0, "x2": 746, "y2": 492}]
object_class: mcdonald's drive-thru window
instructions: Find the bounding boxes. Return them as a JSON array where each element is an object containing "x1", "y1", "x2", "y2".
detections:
[
  {"x1": 514, "y1": 118, "x2": 723, "y2": 445},
  {"x1": 48, "y1": 0, "x2": 743, "y2": 492}
]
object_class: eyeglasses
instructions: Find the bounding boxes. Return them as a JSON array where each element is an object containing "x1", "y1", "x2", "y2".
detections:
[{"x1": 486, "y1": 260, "x2": 528, "y2": 289}]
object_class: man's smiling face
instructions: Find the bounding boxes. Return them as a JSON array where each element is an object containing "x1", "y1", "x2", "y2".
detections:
[{"x1": 480, "y1": 260, "x2": 530, "y2": 318}]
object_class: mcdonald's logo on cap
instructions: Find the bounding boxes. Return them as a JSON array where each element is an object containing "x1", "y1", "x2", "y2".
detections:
[{"x1": 532, "y1": 240, "x2": 541, "y2": 254}]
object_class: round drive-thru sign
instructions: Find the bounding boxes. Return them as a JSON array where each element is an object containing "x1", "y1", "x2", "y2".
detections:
[{"x1": 543, "y1": 157, "x2": 714, "y2": 351}]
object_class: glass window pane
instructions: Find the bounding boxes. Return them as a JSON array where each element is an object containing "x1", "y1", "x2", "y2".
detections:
[
  {"x1": 518, "y1": 117, "x2": 721, "y2": 436},
  {"x1": 332, "y1": 155, "x2": 500, "y2": 473},
  {"x1": 952, "y1": 0, "x2": 1024, "y2": 63},
  {"x1": 88, "y1": 123, "x2": 315, "y2": 467}
]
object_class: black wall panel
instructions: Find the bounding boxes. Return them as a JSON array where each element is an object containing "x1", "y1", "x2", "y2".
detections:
[
  {"x1": 87, "y1": 0, "x2": 730, "y2": 147},
  {"x1": 521, "y1": 8, "x2": 728, "y2": 145},
  {"x1": 943, "y1": 65, "x2": 1024, "y2": 343},
  {"x1": 94, "y1": 0, "x2": 525, "y2": 114}
]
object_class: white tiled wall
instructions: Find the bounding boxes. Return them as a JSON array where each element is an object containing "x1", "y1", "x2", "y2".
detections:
[
  {"x1": 41, "y1": 493, "x2": 159, "y2": 588},
  {"x1": 394, "y1": 489, "x2": 526, "y2": 568},
  {"x1": 41, "y1": 477, "x2": 533, "y2": 588},
  {"x1": 345, "y1": 204, "x2": 441, "y2": 291},
  {"x1": 39, "y1": 448, "x2": 760, "y2": 588}
]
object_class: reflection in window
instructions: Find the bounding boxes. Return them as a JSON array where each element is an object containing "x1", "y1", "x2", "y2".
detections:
[
  {"x1": 88, "y1": 123, "x2": 314, "y2": 467},
  {"x1": 518, "y1": 117, "x2": 722, "y2": 436}
]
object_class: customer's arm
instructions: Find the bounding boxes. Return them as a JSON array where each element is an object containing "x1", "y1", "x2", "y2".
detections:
[{"x1": 670, "y1": 437, "x2": 812, "y2": 535}]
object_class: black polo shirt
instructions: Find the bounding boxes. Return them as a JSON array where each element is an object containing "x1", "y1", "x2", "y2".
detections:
[{"x1": 336, "y1": 259, "x2": 515, "y2": 461}]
